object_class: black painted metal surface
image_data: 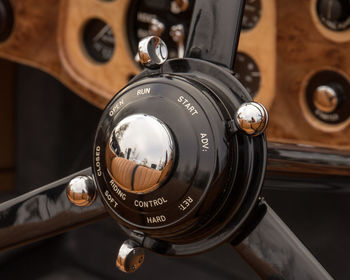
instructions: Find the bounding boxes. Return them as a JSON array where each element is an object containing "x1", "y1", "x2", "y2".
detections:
[
  {"x1": 185, "y1": 0, "x2": 245, "y2": 68},
  {"x1": 265, "y1": 142, "x2": 350, "y2": 192},
  {"x1": 94, "y1": 57, "x2": 267, "y2": 253},
  {"x1": 0, "y1": 168, "x2": 107, "y2": 252},
  {"x1": 234, "y1": 201, "x2": 334, "y2": 280}
]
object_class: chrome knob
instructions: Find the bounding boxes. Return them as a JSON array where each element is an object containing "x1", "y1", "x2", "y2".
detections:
[
  {"x1": 138, "y1": 36, "x2": 168, "y2": 69},
  {"x1": 235, "y1": 102, "x2": 268, "y2": 136},
  {"x1": 66, "y1": 176, "x2": 96, "y2": 207},
  {"x1": 106, "y1": 114, "x2": 175, "y2": 194},
  {"x1": 313, "y1": 85, "x2": 339, "y2": 113},
  {"x1": 116, "y1": 240, "x2": 145, "y2": 273}
]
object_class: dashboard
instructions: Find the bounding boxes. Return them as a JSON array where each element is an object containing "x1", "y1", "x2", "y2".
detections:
[{"x1": 0, "y1": 0, "x2": 350, "y2": 150}]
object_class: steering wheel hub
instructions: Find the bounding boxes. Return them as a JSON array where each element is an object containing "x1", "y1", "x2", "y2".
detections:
[{"x1": 93, "y1": 57, "x2": 267, "y2": 255}]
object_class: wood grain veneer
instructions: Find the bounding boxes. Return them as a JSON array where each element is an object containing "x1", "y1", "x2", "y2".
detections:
[
  {"x1": 57, "y1": 0, "x2": 139, "y2": 105},
  {"x1": 267, "y1": 0, "x2": 350, "y2": 149},
  {"x1": 238, "y1": 0, "x2": 276, "y2": 109},
  {"x1": 0, "y1": 0, "x2": 109, "y2": 108},
  {"x1": 0, "y1": 0, "x2": 349, "y2": 150}
]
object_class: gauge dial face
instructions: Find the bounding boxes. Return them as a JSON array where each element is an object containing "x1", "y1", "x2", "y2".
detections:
[
  {"x1": 83, "y1": 19, "x2": 115, "y2": 63},
  {"x1": 234, "y1": 52, "x2": 261, "y2": 98},
  {"x1": 128, "y1": 0, "x2": 194, "y2": 59},
  {"x1": 317, "y1": 0, "x2": 350, "y2": 31},
  {"x1": 242, "y1": 0, "x2": 262, "y2": 31}
]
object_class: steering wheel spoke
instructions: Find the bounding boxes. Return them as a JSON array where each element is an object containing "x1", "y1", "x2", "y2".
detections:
[
  {"x1": 233, "y1": 200, "x2": 333, "y2": 280},
  {"x1": 0, "y1": 168, "x2": 107, "y2": 252},
  {"x1": 185, "y1": 0, "x2": 245, "y2": 69},
  {"x1": 265, "y1": 142, "x2": 350, "y2": 192}
]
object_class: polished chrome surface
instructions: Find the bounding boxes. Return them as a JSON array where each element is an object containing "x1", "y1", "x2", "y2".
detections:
[
  {"x1": 138, "y1": 36, "x2": 168, "y2": 68},
  {"x1": 313, "y1": 85, "x2": 339, "y2": 113},
  {"x1": 0, "y1": 168, "x2": 107, "y2": 252},
  {"x1": 235, "y1": 102, "x2": 268, "y2": 136},
  {"x1": 234, "y1": 201, "x2": 334, "y2": 280},
  {"x1": 66, "y1": 175, "x2": 96, "y2": 207},
  {"x1": 116, "y1": 239, "x2": 145, "y2": 273},
  {"x1": 170, "y1": 24, "x2": 185, "y2": 58},
  {"x1": 107, "y1": 114, "x2": 175, "y2": 193}
]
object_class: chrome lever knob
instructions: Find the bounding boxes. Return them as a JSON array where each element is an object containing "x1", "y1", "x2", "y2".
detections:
[
  {"x1": 66, "y1": 175, "x2": 96, "y2": 207},
  {"x1": 116, "y1": 240, "x2": 145, "y2": 273},
  {"x1": 235, "y1": 102, "x2": 269, "y2": 136},
  {"x1": 138, "y1": 36, "x2": 168, "y2": 69}
]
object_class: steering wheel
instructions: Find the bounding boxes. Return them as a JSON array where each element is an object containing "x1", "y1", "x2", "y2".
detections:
[{"x1": 0, "y1": 1, "x2": 343, "y2": 279}]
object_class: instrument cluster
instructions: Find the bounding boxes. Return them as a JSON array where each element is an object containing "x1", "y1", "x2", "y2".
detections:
[
  {"x1": 127, "y1": 0, "x2": 262, "y2": 98},
  {"x1": 0, "y1": 0, "x2": 350, "y2": 149}
]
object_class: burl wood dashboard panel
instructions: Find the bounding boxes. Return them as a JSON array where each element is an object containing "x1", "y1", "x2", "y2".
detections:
[{"x1": 0, "y1": 0, "x2": 349, "y2": 150}]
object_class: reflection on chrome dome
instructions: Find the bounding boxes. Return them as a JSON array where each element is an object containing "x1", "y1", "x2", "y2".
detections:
[{"x1": 106, "y1": 114, "x2": 175, "y2": 193}]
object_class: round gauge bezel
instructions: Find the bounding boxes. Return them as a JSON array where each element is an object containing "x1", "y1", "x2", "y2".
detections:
[
  {"x1": 82, "y1": 18, "x2": 115, "y2": 63},
  {"x1": 305, "y1": 70, "x2": 350, "y2": 124},
  {"x1": 241, "y1": 0, "x2": 262, "y2": 31}
]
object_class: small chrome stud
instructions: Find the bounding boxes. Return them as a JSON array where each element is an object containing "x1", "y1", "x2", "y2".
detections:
[
  {"x1": 235, "y1": 102, "x2": 268, "y2": 136},
  {"x1": 116, "y1": 240, "x2": 145, "y2": 273},
  {"x1": 66, "y1": 176, "x2": 96, "y2": 207},
  {"x1": 138, "y1": 36, "x2": 168, "y2": 69}
]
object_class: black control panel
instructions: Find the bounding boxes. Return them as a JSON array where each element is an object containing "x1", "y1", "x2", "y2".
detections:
[{"x1": 93, "y1": 58, "x2": 267, "y2": 253}]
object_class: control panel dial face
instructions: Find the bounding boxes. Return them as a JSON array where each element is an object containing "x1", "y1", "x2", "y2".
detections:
[
  {"x1": 317, "y1": 0, "x2": 350, "y2": 31},
  {"x1": 234, "y1": 52, "x2": 261, "y2": 98},
  {"x1": 92, "y1": 56, "x2": 268, "y2": 253},
  {"x1": 241, "y1": 0, "x2": 262, "y2": 31},
  {"x1": 83, "y1": 18, "x2": 115, "y2": 63},
  {"x1": 93, "y1": 78, "x2": 220, "y2": 229}
]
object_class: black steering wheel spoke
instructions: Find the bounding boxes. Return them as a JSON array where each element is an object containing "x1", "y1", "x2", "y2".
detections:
[
  {"x1": 185, "y1": 0, "x2": 246, "y2": 69},
  {"x1": 233, "y1": 200, "x2": 333, "y2": 280},
  {"x1": 0, "y1": 168, "x2": 107, "y2": 252}
]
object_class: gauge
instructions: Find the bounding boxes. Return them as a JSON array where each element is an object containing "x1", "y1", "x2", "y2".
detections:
[
  {"x1": 305, "y1": 70, "x2": 350, "y2": 124},
  {"x1": 317, "y1": 0, "x2": 350, "y2": 31},
  {"x1": 128, "y1": 1, "x2": 261, "y2": 97},
  {"x1": 128, "y1": 0, "x2": 194, "y2": 60},
  {"x1": 0, "y1": 0, "x2": 13, "y2": 42},
  {"x1": 234, "y1": 52, "x2": 261, "y2": 98},
  {"x1": 82, "y1": 18, "x2": 115, "y2": 63},
  {"x1": 241, "y1": 0, "x2": 262, "y2": 31}
]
